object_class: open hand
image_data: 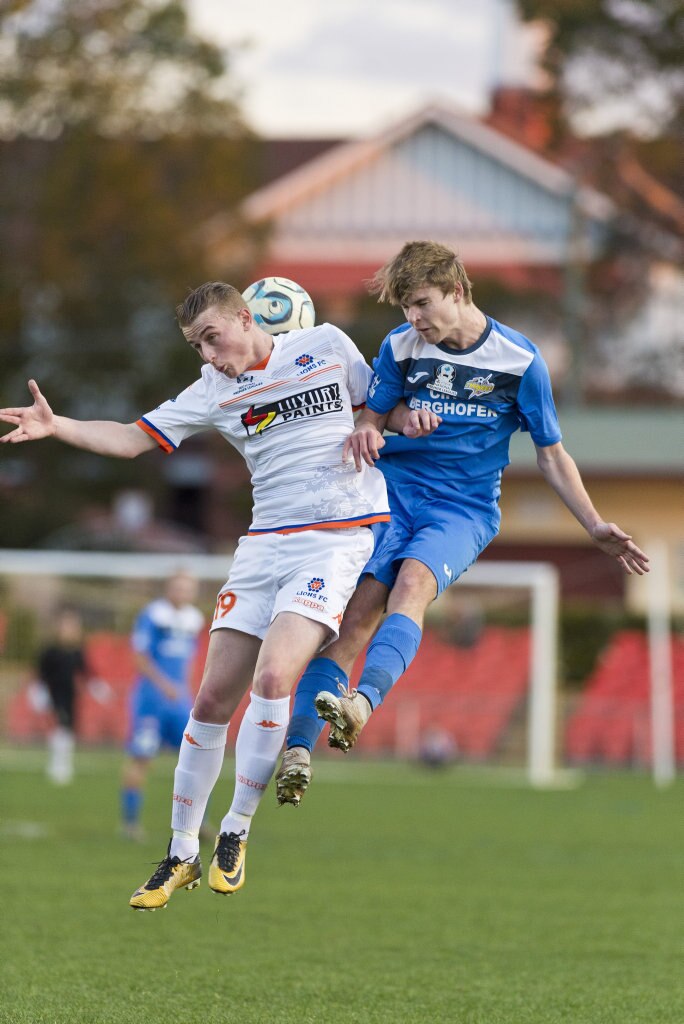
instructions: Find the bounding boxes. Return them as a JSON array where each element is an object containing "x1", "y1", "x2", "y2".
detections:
[
  {"x1": 590, "y1": 522, "x2": 650, "y2": 575},
  {"x1": 0, "y1": 380, "x2": 55, "y2": 443}
]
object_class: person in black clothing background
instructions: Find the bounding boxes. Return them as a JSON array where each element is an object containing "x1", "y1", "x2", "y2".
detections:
[{"x1": 38, "y1": 608, "x2": 87, "y2": 784}]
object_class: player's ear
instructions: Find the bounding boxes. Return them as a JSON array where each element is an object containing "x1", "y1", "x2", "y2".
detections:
[
  {"x1": 238, "y1": 305, "x2": 252, "y2": 329},
  {"x1": 452, "y1": 282, "x2": 464, "y2": 303}
]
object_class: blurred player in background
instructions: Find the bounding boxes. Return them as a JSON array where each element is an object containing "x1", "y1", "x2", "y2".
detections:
[
  {"x1": 0, "y1": 281, "x2": 400, "y2": 910},
  {"x1": 38, "y1": 607, "x2": 88, "y2": 785},
  {"x1": 276, "y1": 240, "x2": 650, "y2": 805},
  {"x1": 121, "y1": 571, "x2": 204, "y2": 841}
]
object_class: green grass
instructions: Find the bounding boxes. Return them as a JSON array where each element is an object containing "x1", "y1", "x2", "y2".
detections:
[{"x1": 1, "y1": 749, "x2": 683, "y2": 1024}]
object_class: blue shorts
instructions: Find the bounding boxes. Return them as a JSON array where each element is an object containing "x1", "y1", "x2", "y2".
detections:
[
  {"x1": 126, "y1": 684, "x2": 193, "y2": 759},
  {"x1": 363, "y1": 478, "x2": 500, "y2": 596}
]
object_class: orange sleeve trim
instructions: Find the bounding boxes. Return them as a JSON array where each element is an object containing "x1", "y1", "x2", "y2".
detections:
[{"x1": 136, "y1": 418, "x2": 175, "y2": 454}]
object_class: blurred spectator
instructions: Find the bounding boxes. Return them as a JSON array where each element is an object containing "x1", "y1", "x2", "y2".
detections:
[
  {"x1": 418, "y1": 726, "x2": 458, "y2": 770},
  {"x1": 37, "y1": 608, "x2": 88, "y2": 785}
]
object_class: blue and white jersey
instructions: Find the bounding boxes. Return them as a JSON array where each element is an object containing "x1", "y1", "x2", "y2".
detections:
[
  {"x1": 366, "y1": 316, "x2": 562, "y2": 507},
  {"x1": 131, "y1": 598, "x2": 204, "y2": 696}
]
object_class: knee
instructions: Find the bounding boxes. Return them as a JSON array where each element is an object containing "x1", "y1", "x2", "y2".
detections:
[
  {"x1": 388, "y1": 566, "x2": 436, "y2": 612},
  {"x1": 193, "y1": 682, "x2": 234, "y2": 723},
  {"x1": 252, "y1": 663, "x2": 290, "y2": 700}
]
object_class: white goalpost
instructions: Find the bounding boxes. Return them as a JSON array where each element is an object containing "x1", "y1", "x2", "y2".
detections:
[{"x1": 462, "y1": 560, "x2": 560, "y2": 787}]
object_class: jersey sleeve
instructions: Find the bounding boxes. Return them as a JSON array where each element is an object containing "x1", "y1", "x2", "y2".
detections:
[
  {"x1": 136, "y1": 374, "x2": 212, "y2": 453},
  {"x1": 365, "y1": 332, "x2": 409, "y2": 414},
  {"x1": 327, "y1": 324, "x2": 372, "y2": 407},
  {"x1": 516, "y1": 352, "x2": 563, "y2": 447}
]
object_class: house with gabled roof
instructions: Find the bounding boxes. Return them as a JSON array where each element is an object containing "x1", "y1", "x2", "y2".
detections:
[{"x1": 239, "y1": 102, "x2": 613, "y2": 298}]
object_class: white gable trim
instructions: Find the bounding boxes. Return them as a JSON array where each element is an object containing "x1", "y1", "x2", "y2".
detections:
[{"x1": 243, "y1": 103, "x2": 613, "y2": 225}]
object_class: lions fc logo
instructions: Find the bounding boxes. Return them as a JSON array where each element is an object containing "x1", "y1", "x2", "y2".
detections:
[{"x1": 464, "y1": 373, "x2": 495, "y2": 399}]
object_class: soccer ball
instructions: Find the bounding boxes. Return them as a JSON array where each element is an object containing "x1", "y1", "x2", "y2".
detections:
[{"x1": 242, "y1": 277, "x2": 315, "y2": 334}]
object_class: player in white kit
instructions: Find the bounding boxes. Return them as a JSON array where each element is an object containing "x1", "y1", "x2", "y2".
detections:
[{"x1": 0, "y1": 281, "x2": 390, "y2": 909}]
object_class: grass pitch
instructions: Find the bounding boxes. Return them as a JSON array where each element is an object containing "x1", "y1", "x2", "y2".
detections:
[{"x1": 1, "y1": 749, "x2": 683, "y2": 1024}]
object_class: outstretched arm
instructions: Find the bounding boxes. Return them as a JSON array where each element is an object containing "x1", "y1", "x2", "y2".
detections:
[
  {"x1": 0, "y1": 379, "x2": 156, "y2": 458},
  {"x1": 535, "y1": 441, "x2": 649, "y2": 575}
]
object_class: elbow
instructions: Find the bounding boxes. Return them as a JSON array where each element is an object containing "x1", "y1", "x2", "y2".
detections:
[{"x1": 536, "y1": 452, "x2": 551, "y2": 474}]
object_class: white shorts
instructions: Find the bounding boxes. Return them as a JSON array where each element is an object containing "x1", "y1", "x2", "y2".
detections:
[{"x1": 209, "y1": 527, "x2": 374, "y2": 642}]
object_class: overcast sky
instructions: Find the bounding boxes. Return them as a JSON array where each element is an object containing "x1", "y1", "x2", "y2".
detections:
[{"x1": 189, "y1": 0, "x2": 543, "y2": 138}]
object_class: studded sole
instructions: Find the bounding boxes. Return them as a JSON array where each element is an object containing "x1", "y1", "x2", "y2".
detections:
[
  {"x1": 276, "y1": 766, "x2": 312, "y2": 806},
  {"x1": 315, "y1": 695, "x2": 353, "y2": 751}
]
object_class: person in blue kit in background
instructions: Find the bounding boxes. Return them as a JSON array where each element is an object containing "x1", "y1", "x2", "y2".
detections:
[
  {"x1": 121, "y1": 571, "x2": 204, "y2": 840},
  {"x1": 276, "y1": 240, "x2": 650, "y2": 804}
]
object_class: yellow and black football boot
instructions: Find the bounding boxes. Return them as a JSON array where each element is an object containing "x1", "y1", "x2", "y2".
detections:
[
  {"x1": 208, "y1": 831, "x2": 247, "y2": 895},
  {"x1": 129, "y1": 843, "x2": 201, "y2": 911}
]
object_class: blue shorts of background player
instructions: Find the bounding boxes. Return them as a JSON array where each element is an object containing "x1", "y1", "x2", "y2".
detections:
[{"x1": 126, "y1": 686, "x2": 194, "y2": 761}]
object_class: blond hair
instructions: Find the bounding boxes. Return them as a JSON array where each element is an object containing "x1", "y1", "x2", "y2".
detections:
[
  {"x1": 175, "y1": 282, "x2": 245, "y2": 328},
  {"x1": 368, "y1": 241, "x2": 473, "y2": 305}
]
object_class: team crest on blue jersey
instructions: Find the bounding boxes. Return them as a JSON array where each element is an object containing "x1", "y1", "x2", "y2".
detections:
[
  {"x1": 464, "y1": 373, "x2": 495, "y2": 398},
  {"x1": 428, "y1": 363, "x2": 459, "y2": 398}
]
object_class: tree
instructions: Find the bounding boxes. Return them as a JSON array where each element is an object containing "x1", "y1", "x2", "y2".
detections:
[
  {"x1": 518, "y1": 0, "x2": 684, "y2": 138},
  {"x1": 0, "y1": 1, "x2": 263, "y2": 546}
]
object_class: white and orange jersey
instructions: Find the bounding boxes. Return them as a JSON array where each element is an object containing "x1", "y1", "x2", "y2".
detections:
[{"x1": 137, "y1": 323, "x2": 390, "y2": 535}]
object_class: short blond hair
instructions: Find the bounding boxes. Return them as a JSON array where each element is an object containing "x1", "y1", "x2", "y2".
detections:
[
  {"x1": 175, "y1": 282, "x2": 245, "y2": 328},
  {"x1": 368, "y1": 241, "x2": 473, "y2": 305}
]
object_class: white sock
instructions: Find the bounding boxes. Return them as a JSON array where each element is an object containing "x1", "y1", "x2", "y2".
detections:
[
  {"x1": 220, "y1": 693, "x2": 289, "y2": 840},
  {"x1": 170, "y1": 715, "x2": 228, "y2": 859},
  {"x1": 47, "y1": 727, "x2": 74, "y2": 785}
]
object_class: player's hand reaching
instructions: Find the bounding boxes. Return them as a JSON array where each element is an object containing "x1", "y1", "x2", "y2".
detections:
[
  {"x1": 590, "y1": 522, "x2": 650, "y2": 575},
  {"x1": 343, "y1": 423, "x2": 385, "y2": 472},
  {"x1": 0, "y1": 380, "x2": 55, "y2": 443},
  {"x1": 402, "y1": 408, "x2": 442, "y2": 438}
]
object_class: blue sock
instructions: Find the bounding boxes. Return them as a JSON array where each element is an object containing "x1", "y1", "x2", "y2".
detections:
[
  {"x1": 287, "y1": 658, "x2": 349, "y2": 752},
  {"x1": 122, "y1": 787, "x2": 142, "y2": 825},
  {"x1": 357, "y1": 613, "x2": 422, "y2": 710}
]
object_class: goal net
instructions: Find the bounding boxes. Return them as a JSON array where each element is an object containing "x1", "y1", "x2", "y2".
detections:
[{"x1": 0, "y1": 550, "x2": 559, "y2": 785}]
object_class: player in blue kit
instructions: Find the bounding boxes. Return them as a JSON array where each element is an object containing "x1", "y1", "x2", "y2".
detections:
[
  {"x1": 276, "y1": 240, "x2": 650, "y2": 803},
  {"x1": 121, "y1": 571, "x2": 204, "y2": 840}
]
